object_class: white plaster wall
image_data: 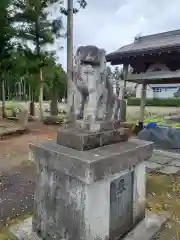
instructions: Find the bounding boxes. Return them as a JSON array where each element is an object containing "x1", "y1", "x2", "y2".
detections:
[
  {"x1": 147, "y1": 86, "x2": 154, "y2": 99},
  {"x1": 136, "y1": 85, "x2": 178, "y2": 99},
  {"x1": 136, "y1": 84, "x2": 153, "y2": 99},
  {"x1": 154, "y1": 87, "x2": 178, "y2": 98}
]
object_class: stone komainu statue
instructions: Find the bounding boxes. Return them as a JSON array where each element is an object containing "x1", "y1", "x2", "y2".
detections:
[{"x1": 71, "y1": 45, "x2": 121, "y2": 122}]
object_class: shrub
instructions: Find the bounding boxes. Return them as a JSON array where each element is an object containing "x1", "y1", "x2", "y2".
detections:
[{"x1": 127, "y1": 98, "x2": 180, "y2": 107}]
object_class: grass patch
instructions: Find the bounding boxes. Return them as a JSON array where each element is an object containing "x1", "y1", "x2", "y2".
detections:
[
  {"x1": 127, "y1": 114, "x2": 180, "y2": 127},
  {"x1": 147, "y1": 173, "x2": 180, "y2": 239},
  {"x1": 0, "y1": 231, "x2": 12, "y2": 240},
  {"x1": 144, "y1": 116, "x2": 180, "y2": 127}
]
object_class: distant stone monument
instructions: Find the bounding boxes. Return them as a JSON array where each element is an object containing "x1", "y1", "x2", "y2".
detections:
[
  {"x1": 11, "y1": 46, "x2": 166, "y2": 240},
  {"x1": 19, "y1": 109, "x2": 29, "y2": 128}
]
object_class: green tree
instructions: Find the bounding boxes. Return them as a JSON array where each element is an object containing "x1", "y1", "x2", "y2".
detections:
[
  {"x1": 0, "y1": 0, "x2": 18, "y2": 118},
  {"x1": 13, "y1": 0, "x2": 63, "y2": 120},
  {"x1": 113, "y1": 66, "x2": 121, "y2": 95},
  {"x1": 43, "y1": 55, "x2": 67, "y2": 115},
  {"x1": 107, "y1": 66, "x2": 112, "y2": 78},
  {"x1": 60, "y1": 0, "x2": 87, "y2": 15}
]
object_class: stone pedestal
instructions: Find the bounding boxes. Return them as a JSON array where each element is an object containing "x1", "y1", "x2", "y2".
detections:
[
  {"x1": 11, "y1": 117, "x2": 168, "y2": 240},
  {"x1": 11, "y1": 119, "x2": 161, "y2": 240},
  {"x1": 31, "y1": 135, "x2": 154, "y2": 240}
]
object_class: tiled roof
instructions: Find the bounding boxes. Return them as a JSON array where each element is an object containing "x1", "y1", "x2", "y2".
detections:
[{"x1": 106, "y1": 29, "x2": 180, "y2": 62}]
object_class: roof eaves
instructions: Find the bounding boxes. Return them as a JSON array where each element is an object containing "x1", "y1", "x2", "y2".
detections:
[{"x1": 106, "y1": 45, "x2": 180, "y2": 62}]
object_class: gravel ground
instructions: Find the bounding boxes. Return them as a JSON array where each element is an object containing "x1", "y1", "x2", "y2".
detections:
[
  {"x1": 0, "y1": 166, "x2": 35, "y2": 227},
  {"x1": 1, "y1": 119, "x2": 180, "y2": 239},
  {"x1": 0, "y1": 121, "x2": 59, "y2": 229}
]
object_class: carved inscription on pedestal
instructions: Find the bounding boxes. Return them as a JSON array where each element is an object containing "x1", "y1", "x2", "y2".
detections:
[{"x1": 109, "y1": 172, "x2": 133, "y2": 239}]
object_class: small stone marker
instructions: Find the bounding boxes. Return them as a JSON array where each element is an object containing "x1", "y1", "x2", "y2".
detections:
[
  {"x1": 19, "y1": 109, "x2": 28, "y2": 128},
  {"x1": 123, "y1": 213, "x2": 167, "y2": 240}
]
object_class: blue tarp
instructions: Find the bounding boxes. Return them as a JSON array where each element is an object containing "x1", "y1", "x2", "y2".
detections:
[{"x1": 138, "y1": 125, "x2": 180, "y2": 149}]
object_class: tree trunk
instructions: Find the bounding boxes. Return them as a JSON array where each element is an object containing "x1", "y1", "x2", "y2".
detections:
[
  {"x1": 24, "y1": 79, "x2": 26, "y2": 101},
  {"x1": 30, "y1": 101, "x2": 35, "y2": 116},
  {"x1": 19, "y1": 81, "x2": 21, "y2": 100},
  {"x1": 1, "y1": 79, "x2": 6, "y2": 119},
  {"x1": 30, "y1": 91, "x2": 35, "y2": 116},
  {"x1": 8, "y1": 85, "x2": 10, "y2": 101},
  {"x1": 39, "y1": 68, "x2": 44, "y2": 120},
  {"x1": 28, "y1": 84, "x2": 31, "y2": 101},
  {"x1": 120, "y1": 64, "x2": 128, "y2": 121},
  {"x1": 50, "y1": 89, "x2": 58, "y2": 116}
]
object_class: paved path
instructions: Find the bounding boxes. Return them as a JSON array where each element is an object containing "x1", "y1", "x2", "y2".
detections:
[{"x1": 146, "y1": 149, "x2": 180, "y2": 175}]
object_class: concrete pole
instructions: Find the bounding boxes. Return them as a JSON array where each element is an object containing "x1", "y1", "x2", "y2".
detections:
[
  {"x1": 67, "y1": 0, "x2": 74, "y2": 121},
  {"x1": 139, "y1": 82, "x2": 147, "y2": 130},
  {"x1": 2, "y1": 79, "x2": 6, "y2": 119},
  {"x1": 120, "y1": 64, "x2": 128, "y2": 121}
]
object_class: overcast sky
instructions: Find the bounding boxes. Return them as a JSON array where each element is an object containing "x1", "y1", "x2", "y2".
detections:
[{"x1": 56, "y1": 0, "x2": 180, "y2": 69}]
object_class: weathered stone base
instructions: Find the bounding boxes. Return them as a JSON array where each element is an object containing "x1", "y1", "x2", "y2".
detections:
[
  {"x1": 28, "y1": 139, "x2": 153, "y2": 240},
  {"x1": 68, "y1": 119, "x2": 122, "y2": 132},
  {"x1": 57, "y1": 119, "x2": 130, "y2": 150},
  {"x1": 10, "y1": 213, "x2": 167, "y2": 240},
  {"x1": 123, "y1": 213, "x2": 167, "y2": 240},
  {"x1": 57, "y1": 127, "x2": 129, "y2": 150}
]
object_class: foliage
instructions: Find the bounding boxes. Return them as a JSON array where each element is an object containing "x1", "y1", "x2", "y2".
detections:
[
  {"x1": 12, "y1": 0, "x2": 65, "y2": 119},
  {"x1": 143, "y1": 116, "x2": 180, "y2": 127},
  {"x1": 0, "y1": 46, "x2": 67, "y2": 102},
  {"x1": 60, "y1": 0, "x2": 87, "y2": 15},
  {"x1": 13, "y1": 0, "x2": 63, "y2": 61},
  {"x1": 0, "y1": 0, "x2": 19, "y2": 75},
  {"x1": 0, "y1": 0, "x2": 86, "y2": 117},
  {"x1": 113, "y1": 66, "x2": 121, "y2": 80},
  {"x1": 43, "y1": 54, "x2": 67, "y2": 99},
  {"x1": 0, "y1": 0, "x2": 20, "y2": 117},
  {"x1": 127, "y1": 97, "x2": 180, "y2": 107},
  {"x1": 0, "y1": 0, "x2": 16, "y2": 61},
  {"x1": 106, "y1": 66, "x2": 112, "y2": 77}
]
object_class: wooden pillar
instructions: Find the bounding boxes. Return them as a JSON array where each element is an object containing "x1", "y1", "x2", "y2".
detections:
[
  {"x1": 139, "y1": 82, "x2": 147, "y2": 130},
  {"x1": 120, "y1": 63, "x2": 128, "y2": 121}
]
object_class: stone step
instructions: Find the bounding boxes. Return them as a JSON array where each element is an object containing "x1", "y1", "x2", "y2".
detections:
[
  {"x1": 10, "y1": 213, "x2": 167, "y2": 240},
  {"x1": 123, "y1": 213, "x2": 167, "y2": 240}
]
